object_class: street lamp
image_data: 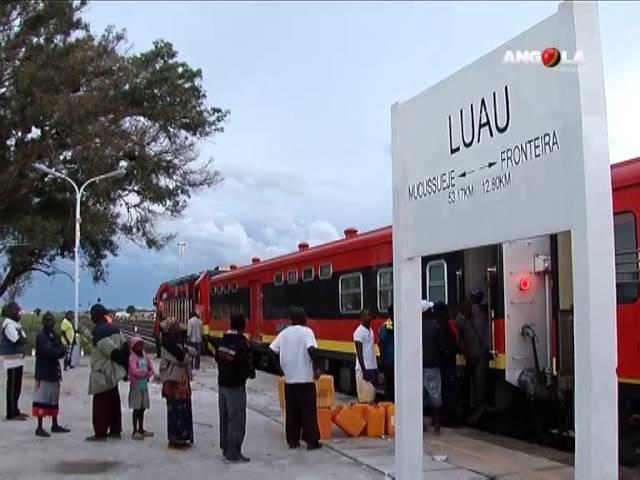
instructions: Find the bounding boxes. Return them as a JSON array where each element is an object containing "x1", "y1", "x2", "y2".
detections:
[{"x1": 33, "y1": 164, "x2": 126, "y2": 330}]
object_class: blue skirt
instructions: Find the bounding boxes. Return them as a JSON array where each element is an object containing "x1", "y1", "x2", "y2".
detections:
[{"x1": 166, "y1": 398, "x2": 193, "y2": 444}]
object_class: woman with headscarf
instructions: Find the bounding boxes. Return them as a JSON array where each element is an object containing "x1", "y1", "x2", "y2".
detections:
[
  {"x1": 159, "y1": 317, "x2": 196, "y2": 449},
  {"x1": 86, "y1": 304, "x2": 127, "y2": 442}
]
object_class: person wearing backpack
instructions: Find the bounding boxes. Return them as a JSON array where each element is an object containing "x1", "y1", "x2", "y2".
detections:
[
  {"x1": 86, "y1": 303, "x2": 128, "y2": 442},
  {"x1": 215, "y1": 313, "x2": 255, "y2": 463}
]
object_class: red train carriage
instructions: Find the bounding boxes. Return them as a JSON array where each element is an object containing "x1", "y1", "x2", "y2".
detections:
[
  {"x1": 153, "y1": 274, "x2": 200, "y2": 329},
  {"x1": 155, "y1": 156, "x2": 640, "y2": 463}
]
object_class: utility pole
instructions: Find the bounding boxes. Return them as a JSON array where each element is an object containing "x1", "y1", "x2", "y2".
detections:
[{"x1": 177, "y1": 241, "x2": 186, "y2": 276}]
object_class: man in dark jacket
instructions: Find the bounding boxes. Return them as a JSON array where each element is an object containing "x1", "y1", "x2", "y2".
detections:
[
  {"x1": 378, "y1": 304, "x2": 395, "y2": 401},
  {"x1": 433, "y1": 301, "x2": 459, "y2": 427},
  {"x1": 215, "y1": 313, "x2": 256, "y2": 463},
  {"x1": 456, "y1": 290, "x2": 491, "y2": 424},
  {"x1": 422, "y1": 305, "x2": 446, "y2": 434},
  {"x1": 33, "y1": 312, "x2": 69, "y2": 437}
]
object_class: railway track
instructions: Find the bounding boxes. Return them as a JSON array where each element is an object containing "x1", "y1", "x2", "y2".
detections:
[{"x1": 113, "y1": 318, "x2": 156, "y2": 350}]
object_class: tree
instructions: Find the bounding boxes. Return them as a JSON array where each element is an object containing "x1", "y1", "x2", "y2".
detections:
[
  {"x1": 0, "y1": 1, "x2": 228, "y2": 296},
  {"x1": 125, "y1": 305, "x2": 136, "y2": 315}
]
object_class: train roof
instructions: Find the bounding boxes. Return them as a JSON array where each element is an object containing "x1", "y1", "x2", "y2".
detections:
[
  {"x1": 612, "y1": 157, "x2": 640, "y2": 190},
  {"x1": 210, "y1": 225, "x2": 392, "y2": 282},
  {"x1": 165, "y1": 156, "x2": 640, "y2": 286},
  {"x1": 163, "y1": 273, "x2": 199, "y2": 286}
]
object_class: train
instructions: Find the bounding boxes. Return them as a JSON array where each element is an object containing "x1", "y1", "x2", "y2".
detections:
[{"x1": 154, "y1": 156, "x2": 640, "y2": 464}]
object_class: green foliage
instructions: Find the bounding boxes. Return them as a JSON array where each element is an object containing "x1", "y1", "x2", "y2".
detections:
[
  {"x1": 0, "y1": 1, "x2": 229, "y2": 297},
  {"x1": 125, "y1": 305, "x2": 135, "y2": 315},
  {"x1": 20, "y1": 312, "x2": 92, "y2": 356}
]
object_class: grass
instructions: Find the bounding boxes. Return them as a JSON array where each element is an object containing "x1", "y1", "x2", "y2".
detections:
[{"x1": 19, "y1": 313, "x2": 92, "y2": 356}]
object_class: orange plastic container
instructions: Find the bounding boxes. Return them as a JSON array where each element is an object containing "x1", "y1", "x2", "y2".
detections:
[
  {"x1": 335, "y1": 406, "x2": 366, "y2": 437},
  {"x1": 366, "y1": 405, "x2": 386, "y2": 438},
  {"x1": 350, "y1": 403, "x2": 369, "y2": 420},
  {"x1": 317, "y1": 407, "x2": 333, "y2": 440},
  {"x1": 315, "y1": 375, "x2": 335, "y2": 408},
  {"x1": 331, "y1": 404, "x2": 344, "y2": 421},
  {"x1": 385, "y1": 404, "x2": 396, "y2": 437},
  {"x1": 277, "y1": 376, "x2": 286, "y2": 410}
]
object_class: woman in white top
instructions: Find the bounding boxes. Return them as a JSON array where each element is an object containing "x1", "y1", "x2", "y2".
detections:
[{"x1": 269, "y1": 307, "x2": 322, "y2": 451}]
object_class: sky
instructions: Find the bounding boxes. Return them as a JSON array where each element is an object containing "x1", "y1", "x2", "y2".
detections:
[{"x1": 18, "y1": 1, "x2": 640, "y2": 310}]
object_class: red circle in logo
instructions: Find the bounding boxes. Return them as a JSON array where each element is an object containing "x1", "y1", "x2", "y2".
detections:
[{"x1": 541, "y1": 47, "x2": 561, "y2": 68}]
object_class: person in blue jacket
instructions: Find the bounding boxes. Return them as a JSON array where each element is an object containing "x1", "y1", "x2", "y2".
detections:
[{"x1": 378, "y1": 304, "x2": 394, "y2": 402}]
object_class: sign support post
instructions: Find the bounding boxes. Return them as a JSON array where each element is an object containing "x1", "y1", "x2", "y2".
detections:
[
  {"x1": 391, "y1": 110, "x2": 424, "y2": 477},
  {"x1": 569, "y1": 2, "x2": 617, "y2": 478}
]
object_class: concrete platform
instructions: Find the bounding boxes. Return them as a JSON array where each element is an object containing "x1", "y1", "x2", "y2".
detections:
[{"x1": 0, "y1": 356, "x2": 586, "y2": 479}]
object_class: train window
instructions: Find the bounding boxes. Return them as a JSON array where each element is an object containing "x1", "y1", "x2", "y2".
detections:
[
  {"x1": 287, "y1": 270, "x2": 298, "y2": 284},
  {"x1": 302, "y1": 266, "x2": 314, "y2": 282},
  {"x1": 426, "y1": 260, "x2": 448, "y2": 304},
  {"x1": 319, "y1": 263, "x2": 332, "y2": 280},
  {"x1": 614, "y1": 212, "x2": 639, "y2": 303},
  {"x1": 274, "y1": 272, "x2": 284, "y2": 286},
  {"x1": 339, "y1": 272, "x2": 363, "y2": 314},
  {"x1": 231, "y1": 282, "x2": 238, "y2": 292},
  {"x1": 377, "y1": 268, "x2": 393, "y2": 313}
]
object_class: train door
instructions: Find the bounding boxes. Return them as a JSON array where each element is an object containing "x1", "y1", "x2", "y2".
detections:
[
  {"x1": 249, "y1": 280, "x2": 262, "y2": 341},
  {"x1": 459, "y1": 245, "x2": 503, "y2": 360},
  {"x1": 502, "y1": 236, "x2": 552, "y2": 387}
]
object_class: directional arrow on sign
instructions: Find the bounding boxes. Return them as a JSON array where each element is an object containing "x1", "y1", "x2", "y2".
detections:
[
  {"x1": 479, "y1": 162, "x2": 497, "y2": 170},
  {"x1": 457, "y1": 169, "x2": 475, "y2": 179}
]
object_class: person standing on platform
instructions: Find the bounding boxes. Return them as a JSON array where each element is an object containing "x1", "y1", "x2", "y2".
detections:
[
  {"x1": 1, "y1": 302, "x2": 28, "y2": 420},
  {"x1": 269, "y1": 307, "x2": 322, "y2": 451},
  {"x1": 353, "y1": 309, "x2": 378, "y2": 403},
  {"x1": 128, "y1": 336, "x2": 155, "y2": 440},
  {"x1": 378, "y1": 304, "x2": 395, "y2": 402},
  {"x1": 160, "y1": 317, "x2": 196, "y2": 449},
  {"x1": 153, "y1": 312, "x2": 163, "y2": 358},
  {"x1": 187, "y1": 311, "x2": 203, "y2": 370},
  {"x1": 215, "y1": 313, "x2": 255, "y2": 463},
  {"x1": 60, "y1": 311, "x2": 76, "y2": 371},
  {"x1": 422, "y1": 302, "x2": 446, "y2": 435},
  {"x1": 433, "y1": 301, "x2": 459, "y2": 427},
  {"x1": 86, "y1": 304, "x2": 127, "y2": 442},
  {"x1": 32, "y1": 312, "x2": 70, "y2": 437},
  {"x1": 456, "y1": 290, "x2": 491, "y2": 425}
]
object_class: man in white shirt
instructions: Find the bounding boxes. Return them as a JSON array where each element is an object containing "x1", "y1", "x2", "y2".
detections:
[
  {"x1": 353, "y1": 309, "x2": 378, "y2": 403},
  {"x1": 269, "y1": 307, "x2": 322, "y2": 451},
  {"x1": 0, "y1": 302, "x2": 28, "y2": 420},
  {"x1": 187, "y1": 311, "x2": 203, "y2": 370}
]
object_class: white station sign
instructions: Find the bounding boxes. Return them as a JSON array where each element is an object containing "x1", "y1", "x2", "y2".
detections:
[{"x1": 393, "y1": 6, "x2": 584, "y2": 257}]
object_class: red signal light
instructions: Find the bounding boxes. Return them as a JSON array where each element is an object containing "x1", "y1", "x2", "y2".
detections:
[{"x1": 519, "y1": 277, "x2": 531, "y2": 291}]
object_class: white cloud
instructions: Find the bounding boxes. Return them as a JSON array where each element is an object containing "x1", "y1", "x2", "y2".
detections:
[{"x1": 606, "y1": 70, "x2": 640, "y2": 163}]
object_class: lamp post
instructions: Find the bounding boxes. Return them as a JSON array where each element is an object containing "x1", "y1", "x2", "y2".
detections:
[{"x1": 33, "y1": 164, "x2": 126, "y2": 330}]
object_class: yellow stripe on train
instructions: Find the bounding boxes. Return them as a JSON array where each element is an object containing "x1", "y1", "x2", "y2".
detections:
[{"x1": 210, "y1": 329, "x2": 640, "y2": 383}]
